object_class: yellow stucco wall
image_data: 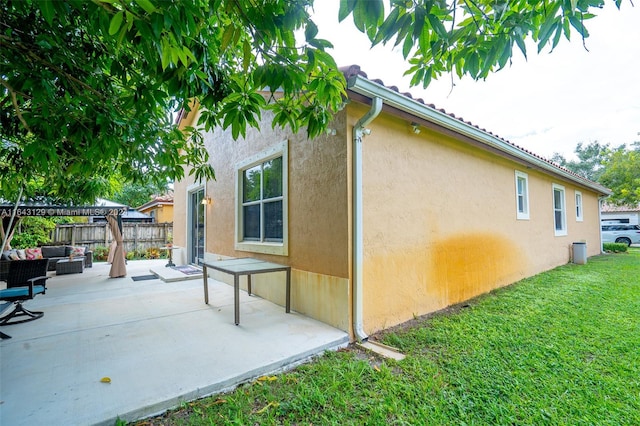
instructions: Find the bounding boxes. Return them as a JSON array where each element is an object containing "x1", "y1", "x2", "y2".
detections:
[
  {"x1": 175, "y1": 101, "x2": 604, "y2": 338},
  {"x1": 138, "y1": 205, "x2": 173, "y2": 223},
  {"x1": 173, "y1": 109, "x2": 351, "y2": 330},
  {"x1": 351, "y1": 103, "x2": 604, "y2": 334}
]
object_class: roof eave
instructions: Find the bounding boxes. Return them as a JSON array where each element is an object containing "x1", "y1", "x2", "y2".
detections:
[{"x1": 347, "y1": 74, "x2": 612, "y2": 196}]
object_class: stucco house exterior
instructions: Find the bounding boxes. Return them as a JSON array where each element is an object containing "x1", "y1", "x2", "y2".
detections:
[
  {"x1": 137, "y1": 193, "x2": 174, "y2": 224},
  {"x1": 173, "y1": 65, "x2": 610, "y2": 341}
]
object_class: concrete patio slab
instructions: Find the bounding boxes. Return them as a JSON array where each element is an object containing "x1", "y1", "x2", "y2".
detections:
[{"x1": 0, "y1": 259, "x2": 349, "y2": 425}]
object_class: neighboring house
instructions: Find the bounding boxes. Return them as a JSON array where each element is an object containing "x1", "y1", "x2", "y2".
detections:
[
  {"x1": 137, "y1": 193, "x2": 174, "y2": 224},
  {"x1": 173, "y1": 65, "x2": 610, "y2": 340},
  {"x1": 601, "y1": 202, "x2": 640, "y2": 225},
  {"x1": 89, "y1": 198, "x2": 152, "y2": 224}
]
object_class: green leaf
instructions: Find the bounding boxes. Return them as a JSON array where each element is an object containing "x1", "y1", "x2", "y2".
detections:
[
  {"x1": 427, "y1": 13, "x2": 448, "y2": 40},
  {"x1": 513, "y1": 33, "x2": 527, "y2": 59},
  {"x1": 37, "y1": 0, "x2": 55, "y2": 26},
  {"x1": 498, "y1": 38, "x2": 512, "y2": 69},
  {"x1": 563, "y1": 16, "x2": 571, "y2": 40},
  {"x1": 109, "y1": 11, "x2": 124, "y2": 36},
  {"x1": 305, "y1": 21, "x2": 318, "y2": 42},
  {"x1": 221, "y1": 24, "x2": 235, "y2": 51},
  {"x1": 466, "y1": 52, "x2": 479, "y2": 78},
  {"x1": 402, "y1": 33, "x2": 414, "y2": 58},
  {"x1": 338, "y1": 0, "x2": 356, "y2": 22},
  {"x1": 373, "y1": 7, "x2": 400, "y2": 46},
  {"x1": 413, "y1": 7, "x2": 426, "y2": 40},
  {"x1": 242, "y1": 40, "x2": 251, "y2": 71},
  {"x1": 134, "y1": 0, "x2": 156, "y2": 14},
  {"x1": 538, "y1": 18, "x2": 560, "y2": 52},
  {"x1": 568, "y1": 14, "x2": 589, "y2": 38},
  {"x1": 551, "y1": 21, "x2": 563, "y2": 48},
  {"x1": 421, "y1": 68, "x2": 432, "y2": 89},
  {"x1": 161, "y1": 40, "x2": 171, "y2": 70},
  {"x1": 353, "y1": 0, "x2": 367, "y2": 32}
]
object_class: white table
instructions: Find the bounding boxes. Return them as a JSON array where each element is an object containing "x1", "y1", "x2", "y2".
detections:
[{"x1": 202, "y1": 258, "x2": 291, "y2": 325}]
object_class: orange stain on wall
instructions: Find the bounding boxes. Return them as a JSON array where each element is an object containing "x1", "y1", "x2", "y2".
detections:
[
  {"x1": 363, "y1": 233, "x2": 528, "y2": 332},
  {"x1": 430, "y1": 233, "x2": 527, "y2": 306}
]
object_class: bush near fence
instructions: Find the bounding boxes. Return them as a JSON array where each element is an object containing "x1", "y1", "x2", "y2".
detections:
[{"x1": 50, "y1": 222, "x2": 173, "y2": 255}]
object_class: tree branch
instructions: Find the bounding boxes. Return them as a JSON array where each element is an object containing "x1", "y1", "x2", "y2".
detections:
[{"x1": 0, "y1": 78, "x2": 31, "y2": 133}]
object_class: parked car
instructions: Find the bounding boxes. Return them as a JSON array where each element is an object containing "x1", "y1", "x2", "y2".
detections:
[{"x1": 601, "y1": 224, "x2": 640, "y2": 246}]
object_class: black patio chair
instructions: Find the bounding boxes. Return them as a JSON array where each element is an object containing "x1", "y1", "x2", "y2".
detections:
[{"x1": 0, "y1": 259, "x2": 50, "y2": 326}]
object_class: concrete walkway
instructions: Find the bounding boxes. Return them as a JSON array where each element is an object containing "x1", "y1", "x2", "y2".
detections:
[{"x1": 0, "y1": 259, "x2": 349, "y2": 425}]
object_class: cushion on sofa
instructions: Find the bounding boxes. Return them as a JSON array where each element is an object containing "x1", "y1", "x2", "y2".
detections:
[
  {"x1": 70, "y1": 246, "x2": 86, "y2": 256},
  {"x1": 41, "y1": 246, "x2": 67, "y2": 258},
  {"x1": 16, "y1": 249, "x2": 26, "y2": 260},
  {"x1": 25, "y1": 247, "x2": 43, "y2": 260}
]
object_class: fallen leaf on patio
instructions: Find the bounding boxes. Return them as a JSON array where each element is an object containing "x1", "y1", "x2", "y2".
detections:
[
  {"x1": 255, "y1": 401, "x2": 279, "y2": 414},
  {"x1": 100, "y1": 377, "x2": 111, "y2": 383},
  {"x1": 257, "y1": 376, "x2": 277, "y2": 382}
]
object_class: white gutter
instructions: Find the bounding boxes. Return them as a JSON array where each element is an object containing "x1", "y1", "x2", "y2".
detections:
[
  {"x1": 352, "y1": 97, "x2": 382, "y2": 342},
  {"x1": 347, "y1": 75, "x2": 611, "y2": 196}
]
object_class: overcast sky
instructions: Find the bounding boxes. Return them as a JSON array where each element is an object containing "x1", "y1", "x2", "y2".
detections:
[{"x1": 313, "y1": 2, "x2": 640, "y2": 160}]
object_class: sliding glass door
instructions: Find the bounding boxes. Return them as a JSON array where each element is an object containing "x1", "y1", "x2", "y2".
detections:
[{"x1": 189, "y1": 189, "x2": 205, "y2": 265}]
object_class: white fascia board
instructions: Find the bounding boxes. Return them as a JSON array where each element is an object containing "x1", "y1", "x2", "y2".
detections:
[{"x1": 347, "y1": 75, "x2": 611, "y2": 196}]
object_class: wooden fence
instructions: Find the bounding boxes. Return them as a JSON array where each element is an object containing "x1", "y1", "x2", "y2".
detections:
[{"x1": 51, "y1": 222, "x2": 173, "y2": 254}]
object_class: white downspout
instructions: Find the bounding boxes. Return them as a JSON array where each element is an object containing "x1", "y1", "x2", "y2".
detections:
[
  {"x1": 598, "y1": 196, "x2": 607, "y2": 253},
  {"x1": 352, "y1": 97, "x2": 383, "y2": 342}
]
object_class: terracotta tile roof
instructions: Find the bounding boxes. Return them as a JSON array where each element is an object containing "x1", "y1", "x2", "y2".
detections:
[
  {"x1": 136, "y1": 191, "x2": 173, "y2": 210},
  {"x1": 153, "y1": 192, "x2": 174, "y2": 203},
  {"x1": 340, "y1": 65, "x2": 606, "y2": 191}
]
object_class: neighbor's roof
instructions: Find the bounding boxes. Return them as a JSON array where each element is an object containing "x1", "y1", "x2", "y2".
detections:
[
  {"x1": 95, "y1": 198, "x2": 127, "y2": 208},
  {"x1": 341, "y1": 65, "x2": 611, "y2": 196},
  {"x1": 136, "y1": 192, "x2": 174, "y2": 211},
  {"x1": 601, "y1": 203, "x2": 640, "y2": 213}
]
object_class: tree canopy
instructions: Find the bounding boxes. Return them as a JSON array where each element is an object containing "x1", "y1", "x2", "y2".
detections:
[
  {"x1": 599, "y1": 143, "x2": 640, "y2": 206},
  {"x1": 550, "y1": 141, "x2": 611, "y2": 182},
  {"x1": 1, "y1": 0, "x2": 624, "y2": 206},
  {"x1": 552, "y1": 141, "x2": 640, "y2": 205}
]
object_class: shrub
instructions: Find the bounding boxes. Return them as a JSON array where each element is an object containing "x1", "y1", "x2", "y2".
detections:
[
  {"x1": 145, "y1": 247, "x2": 160, "y2": 259},
  {"x1": 10, "y1": 216, "x2": 56, "y2": 248},
  {"x1": 93, "y1": 246, "x2": 109, "y2": 261},
  {"x1": 603, "y1": 242, "x2": 628, "y2": 253}
]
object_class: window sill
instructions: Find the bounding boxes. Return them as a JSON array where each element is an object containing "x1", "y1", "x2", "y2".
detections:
[{"x1": 235, "y1": 241, "x2": 288, "y2": 256}]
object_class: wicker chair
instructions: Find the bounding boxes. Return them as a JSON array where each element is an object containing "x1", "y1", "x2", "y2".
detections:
[{"x1": 0, "y1": 259, "x2": 50, "y2": 326}]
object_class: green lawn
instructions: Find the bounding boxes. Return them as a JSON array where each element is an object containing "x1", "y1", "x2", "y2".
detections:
[{"x1": 134, "y1": 249, "x2": 640, "y2": 425}]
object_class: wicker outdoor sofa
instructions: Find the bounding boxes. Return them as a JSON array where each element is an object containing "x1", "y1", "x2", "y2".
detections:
[{"x1": 1, "y1": 245, "x2": 93, "y2": 281}]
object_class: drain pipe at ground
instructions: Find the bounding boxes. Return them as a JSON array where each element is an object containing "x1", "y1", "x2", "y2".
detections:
[{"x1": 352, "y1": 97, "x2": 383, "y2": 342}]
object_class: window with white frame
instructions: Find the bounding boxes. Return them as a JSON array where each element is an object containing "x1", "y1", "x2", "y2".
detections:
[
  {"x1": 553, "y1": 184, "x2": 567, "y2": 236},
  {"x1": 235, "y1": 142, "x2": 288, "y2": 256},
  {"x1": 515, "y1": 171, "x2": 530, "y2": 220},
  {"x1": 575, "y1": 191, "x2": 583, "y2": 222}
]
